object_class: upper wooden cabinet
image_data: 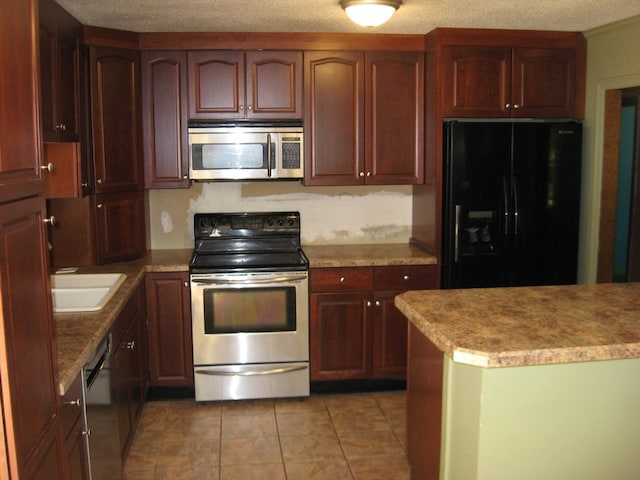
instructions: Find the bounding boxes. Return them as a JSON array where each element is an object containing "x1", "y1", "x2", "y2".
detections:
[
  {"x1": 188, "y1": 50, "x2": 303, "y2": 120},
  {"x1": 90, "y1": 46, "x2": 143, "y2": 193},
  {"x1": 141, "y1": 51, "x2": 189, "y2": 189},
  {"x1": 433, "y1": 30, "x2": 586, "y2": 119},
  {"x1": 304, "y1": 51, "x2": 424, "y2": 186},
  {"x1": 39, "y1": 0, "x2": 82, "y2": 142}
]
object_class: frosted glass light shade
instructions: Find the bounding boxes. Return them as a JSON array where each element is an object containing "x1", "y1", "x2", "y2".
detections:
[{"x1": 340, "y1": 0, "x2": 402, "y2": 27}]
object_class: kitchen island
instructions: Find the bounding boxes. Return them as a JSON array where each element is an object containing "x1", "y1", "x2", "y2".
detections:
[{"x1": 395, "y1": 283, "x2": 640, "y2": 480}]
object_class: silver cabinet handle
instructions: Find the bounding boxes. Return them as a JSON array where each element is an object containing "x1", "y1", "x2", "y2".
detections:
[
  {"x1": 55, "y1": 124, "x2": 67, "y2": 132},
  {"x1": 64, "y1": 398, "x2": 81, "y2": 407},
  {"x1": 40, "y1": 163, "x2": 53, "y2": 173},
  {"x1": 44, "y1": 216, "x2": 56, "y2": 226},
  {"x1": 126, "y1": 340, "x2": 135, "y2": 350}
]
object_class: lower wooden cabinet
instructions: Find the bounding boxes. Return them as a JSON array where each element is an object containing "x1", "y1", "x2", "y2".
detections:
[
  {"x1": 111, "y1": 282, "x2": 147, "y2": 461},
  {"x1": 60, "y1": 374, "x2": 89, "y2": 480},
  {"x1": 145, "y1": 272, "x2": 193, "y2": 387},
  {"x1": 310, "y1": 265, "x2": 438, "y2": 381}
]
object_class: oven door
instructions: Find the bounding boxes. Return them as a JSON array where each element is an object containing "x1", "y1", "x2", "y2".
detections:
[{"x1": 190, "y1": 271, "x2": 309, "y2": 366}]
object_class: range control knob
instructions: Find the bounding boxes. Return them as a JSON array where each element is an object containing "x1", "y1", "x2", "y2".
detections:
[
  {"x1": 198, "y1": 217, "x2": 209, "y2": 229},
  {"x1": 287, "y1": 218, "x2": 295, "y2": 227}
]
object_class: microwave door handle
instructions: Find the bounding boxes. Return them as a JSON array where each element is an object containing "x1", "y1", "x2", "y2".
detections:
[{"x1": 267, "y1": 133, "x2": 272, "y2": 178}]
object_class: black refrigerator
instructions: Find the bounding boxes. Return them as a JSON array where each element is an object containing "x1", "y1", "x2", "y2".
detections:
[{"x1": 441, "y1": 121, "x2": 582, "y2": 289}]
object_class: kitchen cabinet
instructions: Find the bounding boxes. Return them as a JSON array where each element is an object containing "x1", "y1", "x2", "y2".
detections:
[
  {"x1": 39, "y1": 0, "x2": 82, "y2": 142},
  {"x1": 0, "y1": 195, "x2": 63, "y2": 478},
  {"x1": 47, "y1": 190, "x2": 147, "y2": 266},
  {"x1": 145, "y1": 272, "x2": 194, "y2": 387},
  {"x1": 0, "y1": 1, "x2": 64, "y2": 476},
  {"x1": 304, "y1": 51, "x2": 424, "y2": 186},
  {"x1": 111, "y1": 282, "x2": 147, "y2": 461},
  {"x1": 60, "y1": 374, "x2": 90, "y2": 480},
  {"x1": 442, "y1": 45, "x2": 579, "y2": 118},
  {"x1": 310, "y1": 265, "x2": 437, "y2": 381},
  {"x1": 188, "y1": 50, "x2": 303, "y2": 120},
  {"x1": 141, "y1": 51, "x2": 190, "y2": 189},
  {"x1": 90, "y1": 46, "x2": 143, "y2": 193}
]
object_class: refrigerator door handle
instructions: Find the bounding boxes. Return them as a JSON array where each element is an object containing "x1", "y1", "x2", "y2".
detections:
[
  {"x1": 511, "y1": 176, "x2": 519, "y2": 238},
  {"x1": 502, "y1": 177, "x2": 510, "y2": 237},
  {"x1": 454, "y1": 204, "x2": 461, "y2": 262}
]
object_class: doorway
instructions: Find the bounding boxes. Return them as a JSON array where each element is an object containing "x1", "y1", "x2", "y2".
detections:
[{"x1": 597, "y1": 87, "x2": 640, "y2": 282}]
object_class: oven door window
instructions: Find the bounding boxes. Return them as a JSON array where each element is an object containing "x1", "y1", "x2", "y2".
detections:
[{"x1": 203, "y1": 286, "x2": 296, "y2": 334}]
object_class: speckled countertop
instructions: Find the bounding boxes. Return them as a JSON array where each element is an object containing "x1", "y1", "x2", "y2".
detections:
[
  {"x1": 395, "y1": 283, "x2": 640, "y2": 368},
  {"x1": 303, "y1": 243, "x2": 437, "y2": 267}
]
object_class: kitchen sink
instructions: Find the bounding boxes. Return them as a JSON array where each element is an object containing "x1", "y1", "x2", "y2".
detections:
[{"x1": 50, "y1": 273, "x2": 126, "y2": 313}]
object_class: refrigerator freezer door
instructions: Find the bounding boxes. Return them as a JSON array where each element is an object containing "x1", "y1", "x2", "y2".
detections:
[{"x1": 442, "y1": 122, "x2": 512, "y2": 288}]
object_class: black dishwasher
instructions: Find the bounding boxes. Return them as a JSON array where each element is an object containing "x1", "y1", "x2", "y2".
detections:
[{"x1": 83, "y1": 335, "x2": 122, "y2": 479}]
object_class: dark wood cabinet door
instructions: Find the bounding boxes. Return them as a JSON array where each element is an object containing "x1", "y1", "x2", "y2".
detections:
[
  {"x1": 188, "y1": 51, "x2": 245, "y2": 119},
  {"x1": 63, "y1": 415, "x2": 90, "y2": 480},
  {"x1": 246, "y1": 51, "x2": 302, "y2": 119},
  {"x1": 141, "y1": 51, "x2": 189, "y2": 188},
  {"x1": 441, "y1": 46, "x2": 511, "y2": 118},
  {"x1": 365, "y1": 51, "x2": 424, "y2": 184},
  {"x1": 371, "y1": 292, "x2": 408, "y2": 379},
  {"x1": 310, "y1": 292, "x2": 371, "y2": 380},
  {"x1": 0, "y1": 195, "x2": 61, "y2": 477},
  {"x1": 145, "y1": 272, "x2": 194, "y2": 387},
  {"x1": 0, "y1": 0, "x2": 43, "y2": 203},
  {"x1": 512, "y1": 47, "x2": 577, "y2": 118},
  {"x1": 304, "y1": 51, "x2": 365, "y2": 186},
  {"x1": 39, "y1": 0, "x2": 81, "y2": 142},
  {"x1": 90, "y1": 47, "x2": 143, "y2": 193},
  {"x1": 94, "y1": 190, "x2": 146, "y2": 264}
]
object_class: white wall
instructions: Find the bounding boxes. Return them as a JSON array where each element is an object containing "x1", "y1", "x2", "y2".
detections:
[
  {"x1": 148, "y1": 182, "x2": 413, "y2": 249},
  {"x1": 580, "y1": 15, "x2": 640, "y2": 283}
]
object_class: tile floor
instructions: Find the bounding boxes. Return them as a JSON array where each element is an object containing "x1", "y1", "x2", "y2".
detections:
[{"x1": 123, "y1": 390, "x2": 410, "y2": 480}]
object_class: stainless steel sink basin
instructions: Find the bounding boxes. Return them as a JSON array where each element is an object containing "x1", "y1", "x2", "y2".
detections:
[{"x1": 51, "y1": 273, "x2": 126, "y2": 313}]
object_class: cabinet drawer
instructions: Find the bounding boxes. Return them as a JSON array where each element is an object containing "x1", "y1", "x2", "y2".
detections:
[
  {"x1": 310, "y1": 267, "x2": 373, "y2": 293},
  {"x1": 60, "y1": 373, "x2": 84, "y2": 435},
  {"x1": 374, "y1": 265, "x2": 438, "y2": 291}
]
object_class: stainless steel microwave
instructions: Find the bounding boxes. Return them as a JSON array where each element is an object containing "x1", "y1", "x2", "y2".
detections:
[{"x1": 188, "y1": 123, "x2": 304, "y2": 181}]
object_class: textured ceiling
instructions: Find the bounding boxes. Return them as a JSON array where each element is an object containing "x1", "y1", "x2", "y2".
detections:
[{"x1": 55, "y1": 0, "x2": 640, "y2": 34}]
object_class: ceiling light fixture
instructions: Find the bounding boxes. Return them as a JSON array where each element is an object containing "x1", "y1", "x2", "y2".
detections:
[{"x1": 339, "y1": 0, "x2": 403, "y2": 28}]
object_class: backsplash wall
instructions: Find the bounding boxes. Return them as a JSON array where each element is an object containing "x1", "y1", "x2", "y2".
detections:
[{"x1": 148, "y1": 182, "x2": 413, "y2": 249}]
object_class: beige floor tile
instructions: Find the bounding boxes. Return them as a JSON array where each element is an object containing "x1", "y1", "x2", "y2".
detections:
[
  {"x1": 324, "y1": 393, "x2": 379, "y2": 412},
  {"x1": 221, "y1": 413, "x2": 277, "y2": 438},
  {"x1": 339, "y1": 430, "x2": 404, "y2": 459},
  {"x1": 349, "y1": 454, "x2": 410, "y2": 480},
  {"x1": 221, "y1": 398, "x2": 275, "y2": 416},
  {"x1": 122, "y1": 468, "x2": 155, "y2": 480},
  {"x1": 220, "y1": 462, "x2": 286, "y2": 480},
  {"x1": 220, "y1": 437, "x2": 282, "y2": 465},
  {"x1": 275, "y1": 395, "x2": 328, "y2": 414},
  {"x1": 153, "y1": 464, "x2": 219, "y2": 480},
  {"x1": 167, "y1": 400, "x2": 222, "y2": 420},
  {"x1": 280, "y1": 433, "x2": 344, "y2": 461},
  {"x1": 330, "y1": 407, "x2": 390, "y2": 435},
  {"x1": 157, "y1": 437, "x2": 219, "y2": 467},
  {"x1": 284, "y1": 459, "x2": 354, "y2": 480},
  {"x1": 277, "y1": 410, "x2": 335, "y2": 436}
]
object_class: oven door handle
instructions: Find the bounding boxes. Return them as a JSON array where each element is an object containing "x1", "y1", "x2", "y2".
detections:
[
  {"x1": 191, "y1": 274, "x2": 307, "y2": 285},
  {"x1": 195, "y1": 365, "x2": 307, "y2": 376}
]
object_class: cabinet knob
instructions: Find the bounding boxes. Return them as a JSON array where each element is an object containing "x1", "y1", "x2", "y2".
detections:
[
  {"x1": 55, "y1": 124, "x2": 67, "y2": 132},
  {"x1": 182, "y1": 175, "x2": 188, "y2": 179},
  {"x1": 375, "y1": 300, "x2": 381, "y2": 307},
  {"x1": 339, "y1": 276, "x2": 345, "y2": 283},
  {"x1": 96, "y1": 203, "x2": 103, "y2": 209},
  {"x1": 403, "y1": 275, "x2": 410, "y2": 281},
  {"x1": 505, "y1": 103, "x2": 511, "y2": 109},
  {"x1": 366, "y1": 172, "x2": 372, "y2": 177},
  {"x1": 97, "y1": 178, "x2": 103, "y2": 184},
  {"x1": 359, "y1": 172, "x2": 365, "y2": 177},
  {"x1": 126, "y1": 340, "x2": 135, "y2": 350},
  {"x1": 239, "y1": 105, "x2": 244, "y2": 111},
  {"x1": 367, "y1": 300, "x2": 372, "y2": 307},
  {"x1": 83, "y1": 429, "x2": 91, "y2": 437},
  {"x1": 513, "y1": 104, "x2": 521, "y2": 109},
  {"x1": 248, "y1": 105, "x2": 253, "y2": 111},
  {"x1": 40, "y1": 163, "x2": 53, "y2": 173},
  {"x1": 64, "y1": 398, "x2": 81, "y2": 407},
  {"x1": 43, "y1": 216, "x2": 56, "y2": 226},
  {"x1": 184, "y1": 281, "x2": 189, "y2": 288}
]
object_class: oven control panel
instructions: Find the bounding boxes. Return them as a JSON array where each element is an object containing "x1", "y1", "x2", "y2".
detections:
[{"x1": 194, "y1": 212, "x2": 300, "y2": 239}]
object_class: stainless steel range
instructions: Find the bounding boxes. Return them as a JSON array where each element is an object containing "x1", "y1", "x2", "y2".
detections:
[{"x1": 190, "y1": 212, "x2": 309, "y2": 401}]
